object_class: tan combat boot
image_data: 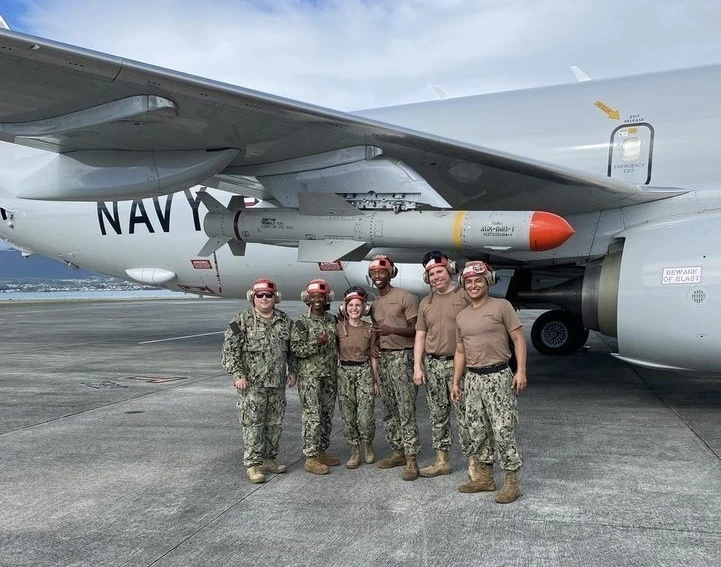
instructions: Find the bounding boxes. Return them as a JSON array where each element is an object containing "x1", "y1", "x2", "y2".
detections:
[
  {"x1": 377, "y1": 451, "x2": 406, "y2": 469},
  {"x1": 346, "y1": 446, "x2": 361, "y2": 469},
  {"x1": 401, "y1": 455, "x2": 419, "y2": 481},
  {"x1": 317, "y1": 451, "x2": 340, "y2": 466},
  {"x1": 418, "y1": 450, "x2": 452, "y2": 477},
  {"x1": 363, "y1": 441, "x2": 375, "y2": 464},
  {"x1": 304, "y1": 456, "x2": 330, "y2": 475},
  {"x1": 260, "y1": 458, "x2": 287, "y2": 474},
  {"x1": 246, "y1": 465, "x2": 266, "y2": 484},
  {"x1": 458, "y1": 456, "x2": 496, "y2": 493},
  {"x1": 495, "y1": 469, "x2": 521, "y2": 503}
]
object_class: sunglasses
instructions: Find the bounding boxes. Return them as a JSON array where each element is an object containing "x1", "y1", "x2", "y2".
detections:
[{"x1": 254, "y1": 292, "x2": 275, "y2": 299}]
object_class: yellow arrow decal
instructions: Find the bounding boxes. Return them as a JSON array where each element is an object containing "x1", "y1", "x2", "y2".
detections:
[{"x1": 594, "y1": 100, "x2": 620, "y2": 120}]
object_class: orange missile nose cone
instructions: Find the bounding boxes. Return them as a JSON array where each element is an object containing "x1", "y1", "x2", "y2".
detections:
[{"x1": 529, "y1": 211, "x2": 575, "y2": 251}]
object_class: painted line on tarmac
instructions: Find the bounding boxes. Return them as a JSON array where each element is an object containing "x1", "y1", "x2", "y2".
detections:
[{"x1": 139, "y1": 331, "x2": 224, "y2": 344}]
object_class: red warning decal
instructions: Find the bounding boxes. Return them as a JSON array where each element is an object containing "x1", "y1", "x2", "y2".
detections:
[
  {"x1": 191, "y1": 259, "x2": 213, "y2": 269},
  {"x1": 318, "y1": 261, "x2": 343, "y2": 271}
]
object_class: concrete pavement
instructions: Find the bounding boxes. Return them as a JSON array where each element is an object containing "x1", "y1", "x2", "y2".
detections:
[{"x1": 1, "y1": 299, "x2": 719, "y2": 566}]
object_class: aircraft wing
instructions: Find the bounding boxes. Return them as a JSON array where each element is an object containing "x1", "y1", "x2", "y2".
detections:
[{"x1": 0, "y1": 29, "x2": 674, "y2": 214}]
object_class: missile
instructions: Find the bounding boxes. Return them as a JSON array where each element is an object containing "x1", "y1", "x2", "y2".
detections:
[{"x1": 197, "y1": 193, "x2": 575, "y2": 261}]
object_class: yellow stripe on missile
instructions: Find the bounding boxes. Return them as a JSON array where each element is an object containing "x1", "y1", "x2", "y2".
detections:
[{"x1": 453, "y1": 211, "x2": 465, "y2": 249}]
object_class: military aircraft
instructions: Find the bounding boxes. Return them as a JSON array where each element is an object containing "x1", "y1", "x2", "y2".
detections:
[{"x1": 0, "y1": 26, "x2": 719, "y2": 372}]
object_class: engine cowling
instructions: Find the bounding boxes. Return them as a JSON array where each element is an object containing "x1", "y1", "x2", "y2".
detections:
[{"x1": 582, "y1": 212, "x2": 721, "y2": 371}]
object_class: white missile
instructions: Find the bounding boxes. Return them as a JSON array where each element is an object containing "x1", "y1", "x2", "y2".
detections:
[{"x1": 197, "y1": 193, "x2": 575, "y2": 261}]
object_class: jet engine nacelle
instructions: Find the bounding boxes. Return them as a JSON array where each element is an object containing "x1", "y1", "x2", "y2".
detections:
[{"x1": 583, "y1": 211, "x2": 721, "y2": 371}]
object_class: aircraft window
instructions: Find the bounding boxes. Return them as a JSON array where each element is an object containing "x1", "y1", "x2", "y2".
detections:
[{"x1": 621, "y1": 137, "x2": 642, "y2": 161}]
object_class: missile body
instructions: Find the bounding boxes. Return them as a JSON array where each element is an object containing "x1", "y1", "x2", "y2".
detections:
[{"x1": 200, "y1": 200, "x2": 574, "y2": 260}]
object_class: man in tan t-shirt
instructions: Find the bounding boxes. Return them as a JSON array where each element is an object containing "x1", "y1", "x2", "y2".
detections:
[
  {"x1": 368, "y1": 254, "x2": 422, "y2": 481},
  {"x1": 414, "y1": 251, "x2": 494, "y2": 479},
  {"x1": 451, "y1": 261, "x2": 527, "y2": 503}
]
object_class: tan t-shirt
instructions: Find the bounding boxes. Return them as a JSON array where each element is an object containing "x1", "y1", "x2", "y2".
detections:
[
  {"x1": 455, "y1": 298, "x2": 522, "y2": 367},
  {"x1": 370, "y1": 287, "x2": 418, "y2": 350},
  {"x1": 416, "y1": 287, "x2": 469, "y2": 356},
  {"x1": 336, "y1": 320, "x2": 375, "y2": 362}
]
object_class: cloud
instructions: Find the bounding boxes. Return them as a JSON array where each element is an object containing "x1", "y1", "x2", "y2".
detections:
[{"x1": 4, "y1": 0, "x2": 721, "y2": 111}]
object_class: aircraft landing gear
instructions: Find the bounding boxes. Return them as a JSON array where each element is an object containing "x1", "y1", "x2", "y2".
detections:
[{"x1": 530, "y1": 309, "x2": 589, "y2": 355}]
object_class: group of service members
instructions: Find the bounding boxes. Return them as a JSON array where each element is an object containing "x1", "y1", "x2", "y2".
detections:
[{"x1": 221, "y1": 251, "x2": 527, "y2": 504}]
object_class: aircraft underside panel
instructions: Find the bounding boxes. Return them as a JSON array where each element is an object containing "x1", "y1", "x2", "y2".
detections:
[{"x1": 614, "y1": 211, "x2": 721, "y2": 371}]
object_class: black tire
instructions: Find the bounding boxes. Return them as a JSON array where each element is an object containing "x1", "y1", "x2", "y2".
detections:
[{"x1": 531, "y1": 310, "x2": 589, "y2": 356}]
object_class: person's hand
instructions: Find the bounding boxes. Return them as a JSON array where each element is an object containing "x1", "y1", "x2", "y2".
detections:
[
  {"x1": 316, "y1": 331, "x2": 329, "y2": 345},
  {"x1": 512, "y1": 370, "x2": 527, "y2": 393},
  {"x1": 413, "y1": 368, "x2": 426, "y2": 386},
  {"x1": 450, "y1": 384, "x2": 461, "y2": 403},
  {"x1": 287, "y1": 373, "x2": 297, "y2": 388},
  {"x1": 234, "y1": 377, "x2": 249, "y2": 390},
  {"x1": 371, "y1": 324, "x2": 394, "y2": 336},
  {"x1": 372, "y1": 381, "x2": 380, "y2": 397}
]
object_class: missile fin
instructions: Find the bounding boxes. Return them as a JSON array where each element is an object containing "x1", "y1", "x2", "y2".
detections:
[
  {"x1": 227, "y1": 195, "x2": 246, "y2": 212},
  {"x1": 198, "y1": 236, "x2": 232, "y2": 257},
  {"x1": 297, "y1": 239, "x2": 369, "y2": 262},
  {"x1": 228, "y1": 240, "x2": 247, "y2": 257},
  {"x1": 197, "y1": 191, "x2": 230, "y2": 214},
  {"x1": 297, "y1": 192, "x2": 363, "y2": 216}
]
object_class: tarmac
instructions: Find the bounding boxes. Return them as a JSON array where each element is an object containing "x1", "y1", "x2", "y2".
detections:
[{"x1": 0, "y1": 298, "x2": 719, "y2": 567}]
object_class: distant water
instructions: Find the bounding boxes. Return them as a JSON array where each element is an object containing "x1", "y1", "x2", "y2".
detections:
[{"x1": 0, "y1": 289, "x2": 195, "y2": 301}]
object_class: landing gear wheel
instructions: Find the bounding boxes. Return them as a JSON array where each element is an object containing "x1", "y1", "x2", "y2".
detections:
[{"x1": 531, "y1": 310, "x2": 589, "y2": 355}]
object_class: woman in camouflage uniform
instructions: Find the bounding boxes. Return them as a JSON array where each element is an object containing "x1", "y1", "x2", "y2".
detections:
[
  {"x1": 336, "y1": 287, "x2": 380, "y2": 469},
  {"x1": 291, "y1": 279, "x2": 340, "y2": 475}
]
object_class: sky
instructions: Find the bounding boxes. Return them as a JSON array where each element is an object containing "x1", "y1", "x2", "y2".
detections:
[{"x1": 1, "y1": 0, "x2": 721, "y2": 111}]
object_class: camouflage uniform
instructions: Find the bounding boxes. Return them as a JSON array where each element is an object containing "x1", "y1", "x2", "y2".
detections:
[
  {"x1": 221, "y1": 307, "x2": 295, "y2": 468},
  {"x1": 337, "y1": 363, "x2": 376, "y2": 445},
  {"x1": 378, "y1": 350, "x2": 420, "y2": 455},
  {"x1": 464, "y1": 367, "x2": 521, "y2": 470},
  {"x1": 290, "y1": 313, "x2": 338, "y2": 457}
]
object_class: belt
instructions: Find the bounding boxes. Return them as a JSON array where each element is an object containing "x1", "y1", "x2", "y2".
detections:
[
  {"x1": 339, "y1": 360, "x2": 368, "y2": 367},
  {"x1": 467, "y1": 362, "x2": 509, "y2": 375},
  {"x1": 380, "y1": 348, "x2": 412, "y2": 352},
  {"x1": 426, "y1": 353, "x2": 454, "y2": 361}
]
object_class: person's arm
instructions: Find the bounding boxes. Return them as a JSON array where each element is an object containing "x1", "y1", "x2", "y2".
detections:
[
  {"x1": 450, "y1": 341, "x2": 466, "y2": 403},
  {"x1": 221, "y1": 317, "x2": 250, "y2": 390},
  {"x1": 413, "y1": 329, "x2": 427, "y2": 385},
  {"x1": 290, "y1": 318, "x2": 321, "y2": 358},
  {"x1": 369, "y1": 356, "x2": 380, "y2": 396},
  {"x1": 372, "y1": 318, "x2": 417, "y2": 338},
  {"x1": 509, "y1": 327, "x2": 527, "y2": 393}
]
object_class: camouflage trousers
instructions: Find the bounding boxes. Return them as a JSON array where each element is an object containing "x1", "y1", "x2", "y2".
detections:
[
  {"x1": 297, "y1": 373, "x2": 337, "y2": 457},
  {"x1": 337, "y1": 363, "x2": 376, "y2": 446},
  {"x1": 464, "y1": 367, "x2": 521, "y2": 470},
  {"x1": 378, "y1": 350, "x2": 420, "y2": 456},
  {"x1": 423, "y1": 356, "x2": 471, "y2": 454},
  {"x1": 237, "y1": 386, "x2": 287, "y2": 468}
]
